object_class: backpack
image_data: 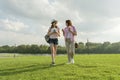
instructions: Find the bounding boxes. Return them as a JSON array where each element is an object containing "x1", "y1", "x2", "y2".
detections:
[{"x1": 45, "y1": 34, "x2": 50, "y2": 43}]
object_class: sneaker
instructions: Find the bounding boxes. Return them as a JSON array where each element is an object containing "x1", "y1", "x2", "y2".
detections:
[
  {"x1": 66, "y1": 62, "x2": 71, "y2": 64},
  {"x1": 51, "y1": 62, "x2": 56, "y2": 65},
  {"x1": 66, "y1": 63, "x2": 71, "y2": 64},
  {"x1": 71, "y1": 59, "x2": 74, "y2": 64}
]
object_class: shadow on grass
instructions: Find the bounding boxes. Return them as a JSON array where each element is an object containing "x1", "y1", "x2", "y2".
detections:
[
  {"x1": 75, "y1": 64, "x2": 98, "y2": 68},
  {"x1": 0, "y1": 63, "x2": 65, "y2": 76}
]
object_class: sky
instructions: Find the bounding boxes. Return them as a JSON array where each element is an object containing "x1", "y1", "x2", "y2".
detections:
[{"x1": 0, "y1": 0, "x2": 120, "y2": 46}]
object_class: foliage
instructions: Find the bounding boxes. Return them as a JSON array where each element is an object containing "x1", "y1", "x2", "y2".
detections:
[{"x1": 0, "y1": 41, "x2": 120, "y2": 54}]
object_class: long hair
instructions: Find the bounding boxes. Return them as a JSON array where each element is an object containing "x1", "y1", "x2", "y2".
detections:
[
  {"x1": 51, "y1": 20, "x2": 58, "y2": 28},
  {"x1": 66, "y1": 20, "x2": 73, "y2": 26}
]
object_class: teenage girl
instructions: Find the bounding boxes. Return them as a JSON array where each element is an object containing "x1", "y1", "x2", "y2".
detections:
[{"x1": 47, "y1": 20, "x2": 60, "y2": 65}]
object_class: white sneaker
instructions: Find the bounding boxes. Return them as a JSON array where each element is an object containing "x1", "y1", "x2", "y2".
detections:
[
  {"x1": 71, "y1": 59, "x2": 74, "y2": 64},
  {"x1": 66, "y1": 62, "x2": 71, "y2": 64}
]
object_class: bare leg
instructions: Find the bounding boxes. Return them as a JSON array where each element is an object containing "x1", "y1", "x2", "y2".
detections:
[
  {"x1": 54, "y1": 45, "x2": 57, "y2": 58},
  {"x1": 50, "y1": 44, "x2": 55, "y2": 63}
]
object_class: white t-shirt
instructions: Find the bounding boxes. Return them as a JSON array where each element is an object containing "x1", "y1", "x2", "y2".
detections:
[
  {"x1": 49, "y1": 27, "x2": 59, "y2": 39},
  {"x1": 51, "y1": 28, "x2": 58, "y2": 33},
  {"x1": 66, "y1": 28, "x2": 72, "y2": 39}
]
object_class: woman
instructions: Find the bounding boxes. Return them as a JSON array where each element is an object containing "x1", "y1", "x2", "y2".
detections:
[
  {"x1": 47, "y1": 20, "x2": 60, "y2": 65},
  {"x1": 62, "y1": 20, "x2": 77, "y2": 64}
]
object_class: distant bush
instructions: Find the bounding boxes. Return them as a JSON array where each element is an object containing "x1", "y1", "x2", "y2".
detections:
[{"x1": 0, "y1": 41, "x2": 120, "y2": 54}]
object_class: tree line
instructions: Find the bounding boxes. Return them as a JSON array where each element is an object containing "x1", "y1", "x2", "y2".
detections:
[{"x1": 0, "y1": 41, "x2": 120, "y2": 54}]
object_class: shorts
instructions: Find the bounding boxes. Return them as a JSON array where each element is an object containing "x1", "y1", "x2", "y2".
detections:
[{"x1": 49, "y1": 38, "x2": 58, "y2": 45}]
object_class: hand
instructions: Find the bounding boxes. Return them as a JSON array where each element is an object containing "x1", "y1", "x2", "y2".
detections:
[
  {"x1": 53, "y1": 29, "x2": 57, "y2": 33},
  {"x1": 69, "y1": 28, "x2": 72, "y2": 32},
  {"x1": 54, "y1": 31, "x2": 56, "y2": 33}
]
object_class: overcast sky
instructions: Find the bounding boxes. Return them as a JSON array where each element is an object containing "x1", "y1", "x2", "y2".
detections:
[{"x1": 0, "y1": 0, "x2": 120, "y2": 46}]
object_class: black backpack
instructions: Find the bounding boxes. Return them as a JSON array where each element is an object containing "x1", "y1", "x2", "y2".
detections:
[{"x1": 45, "y1": 35, "x2": 50, "y2": 43}]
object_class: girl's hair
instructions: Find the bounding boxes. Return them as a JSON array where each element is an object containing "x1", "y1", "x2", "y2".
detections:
[
  {"x1": 66, "y1": 20, "x2": 73, "y2": 26},
  {"x1": 51, "y1": 20, "x2": 58, "y2": 28}
]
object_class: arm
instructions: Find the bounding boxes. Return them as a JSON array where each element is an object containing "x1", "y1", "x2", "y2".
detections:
[
  {"x1": 69, "y1": 27, "x2": 77, "y2": 36},
  {"x1": 62, "y1": 29, "x2": 65, "y2": 36},
  {"x1": 58, "y1": 31, "x2": 60, "y2": 37},
  {"x1": 70, "y1": 30, "x2": 77, "y2": 35},
  {"x1": 56, "y1": 29, "x2": 60, "y2": 37},
  {"x1": 47, "y1": 28, "x2": 53, "y2": 36}
]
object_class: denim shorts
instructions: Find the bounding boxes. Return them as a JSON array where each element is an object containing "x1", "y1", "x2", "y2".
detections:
[{"x1": 49, "y1": 38, "x2": 58, "y2": 45}]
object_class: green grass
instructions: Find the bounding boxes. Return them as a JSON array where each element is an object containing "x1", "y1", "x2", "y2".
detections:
[{"x1": 0, "y1": 54, "x2": 120, "y2": 80}]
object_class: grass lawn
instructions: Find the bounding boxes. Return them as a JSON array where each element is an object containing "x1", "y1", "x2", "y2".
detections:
[{"x1": 0, "y1": 54, "x2": 120, "y2": 80}]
